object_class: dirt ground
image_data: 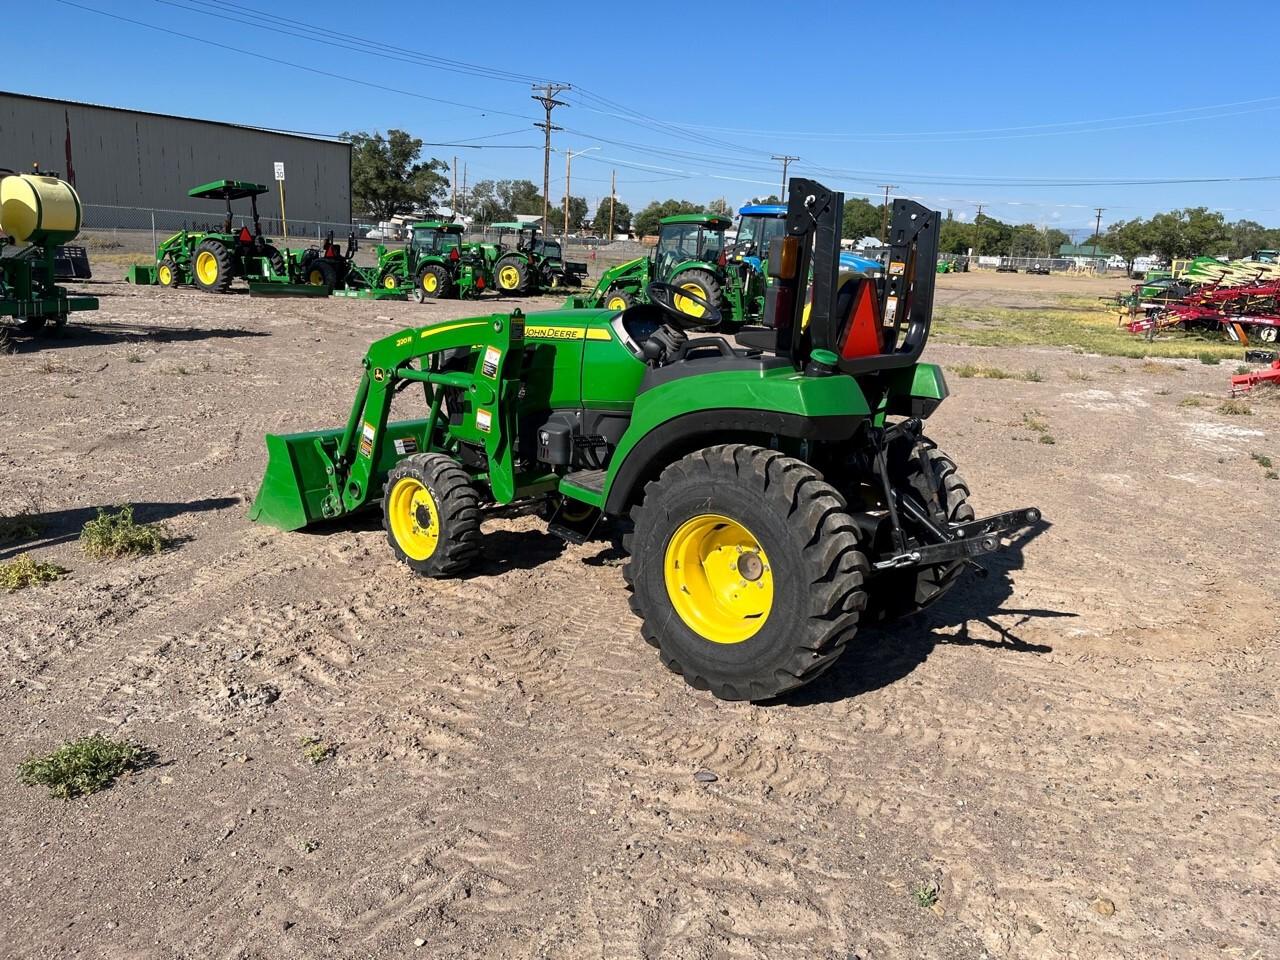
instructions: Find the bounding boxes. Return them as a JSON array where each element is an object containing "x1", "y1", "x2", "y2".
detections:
[{"x1": 1, "y1": 271, "x2": 1276, "y2": 960}]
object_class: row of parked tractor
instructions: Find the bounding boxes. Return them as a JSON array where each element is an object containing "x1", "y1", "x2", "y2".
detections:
[{"x1": 122, "y1": 179, "x2": 883, "y2": 332}]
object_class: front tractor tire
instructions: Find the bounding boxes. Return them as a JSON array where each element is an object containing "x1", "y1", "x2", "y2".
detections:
[
  {"x1": 157, "y1": 258, "x2": 180, "y2": 288},
  {"x1": 624, "y1": 444, "x2": 869, "y2": 701},
  {"x1": 192, "y1": 239, "x2": 234, "y2": 293},
  {"x1": 671, "y1": 268, "x2": 722, "y2": 321},
  {"x1": 417, "y1": 263, "x2": 452, "y2": 299},
  {"x1": 603, "y1": 286, "x2": 635, "y2": 311},
  {"x1": 494, "y1": 256, "x2": 529, "y2": 295},
  {"x1": 383, "y1": 453, "x2": 481, "y2": 578}
]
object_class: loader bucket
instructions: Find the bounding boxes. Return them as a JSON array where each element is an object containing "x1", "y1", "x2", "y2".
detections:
[
  {"x1": 248, "y1": 427, "x2": 346, "y2": 530},
  {"x1": 249, "y1": 418, "x2": 435, "y2": 531}
]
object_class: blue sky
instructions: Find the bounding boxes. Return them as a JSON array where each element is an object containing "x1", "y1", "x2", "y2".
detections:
[{"x1": 12, "y1": 0, "x2": 1280, "y2": 235}]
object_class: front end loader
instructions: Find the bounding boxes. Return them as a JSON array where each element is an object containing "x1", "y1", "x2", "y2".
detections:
[
  {"x1": 250, "y1": 177, "x2": 1041, "y2": 701},
  {"x1": 375, "y1": 221, "x2": 491, "y2": 301}
]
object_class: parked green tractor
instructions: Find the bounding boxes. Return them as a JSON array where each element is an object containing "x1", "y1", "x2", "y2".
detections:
[
  {"x1": 153, "y1": 180, "x2": 294, "y2": 293},
  {"x1": 249, "y1": 177, "x2": 1041, "y2": 702},
  {"x1": 374, "y1": 221, "x2": 491, "y2": 300},
  {"x1": 576, "y1": 213, "x2": 763, "y2": 329},
  {"x1": 489, "y1": 223, "x2": 587, "y2": 295}
]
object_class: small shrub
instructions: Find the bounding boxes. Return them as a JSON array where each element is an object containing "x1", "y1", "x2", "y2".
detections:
[
  {"x1": 1038, "y1": 434, "x2": 1056, "y2": 445},
  {"x1": 1253, "y1": 453, "x2": 1274, "y2": 469},
  {"x1": 913, "y1": 881, "x2": 940, "y2": 909},
  {"x1": 80, "y1": 506, "x2": 168, "y2": 559},
  {"x1": 1023, "y1": 368, "x2": 1045, "y2": 382},
  {"x1": 1066, "y1": 370, "x2": 1093, "y2": 382},
  {"x1": 1267, "y1": 470, "x2": 1279, "y2": 481},
  {"x1": 18, "y1": 735, "x2": 144, "y2": 799},
  {"x1": 952, "y1": 363, "x2": 1013, "y2": 380},
  {"x1": 1237, "y1": 365, "x2": 1252, "y2": 375},
  {"x1": 301, "y1": 736, "x2": 336, "y2": 765},
  {"x1": 1178, "y1": 396, "x2": 1205, "y2": 408},
  {"x1": 1217, "y1": 399, "x2": 1252, "y2": 416},
  {"x1": 1198, "y1": 353, "x2": 1221, "y2": 366},
  {"x1": 0, "y1": 554, "x2": 66, "y2": 591},
  {"x1": 0, "y1": 512, "x2": 42, "y2": 544}
]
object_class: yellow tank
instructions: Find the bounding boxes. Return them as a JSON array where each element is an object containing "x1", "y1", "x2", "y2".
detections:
[{"x1": 0, "y1": 173, "x2": 83, "y2": 245}]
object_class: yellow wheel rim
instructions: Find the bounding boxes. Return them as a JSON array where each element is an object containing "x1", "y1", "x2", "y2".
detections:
[
  {"x1": 674, "y1": 281, "x2": 707, "y2": 318},
  {"x1": 195, "y1": 250, "x2": 219, "y2": 285},
  {"x1": 383, "y1": 274, "x2": 398, "y2": 289},
  {"x1": 308, "y1": 269, "x2": 324, "y2": 285},
  {"x1": 158, "y1": 265, "x2": 172, "y2": 285},
  {"x1": 663, "y1": 514, "x2": 773, "y2": 644},
  {"x1": 499, "y1": 265, "x2": 520, "y2": 289},
  {"x1": 423, "y1": 272, "x2": 438, "y2": 292},
  {"x1": 387, "y1": 476, "x2": 441, "y2": 562},
  {"x1": 606, "y1": 295, "x2": 627, "y2": 310}
]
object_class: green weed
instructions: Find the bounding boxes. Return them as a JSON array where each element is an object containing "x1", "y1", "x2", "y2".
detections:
[
  {"x1": 913, "y1": 881, "x2": 940, "y2": 909},
  {"x1": 1178, "y1": 396, "x2": 1205, "y2": 408},
  {"x1": 1198, "y1": 353, "x2": 1221, "y2": 366},
  {"x1": 0, "y1": 554, "x2": 66, "y2": 591},
  {"x1": 80, "y1": 506, "x2": 168, "y2": 559},
  {"x1": 18, "y1": 735, "x2": 146, "y2": 799},
  {"x1": 301, "y1": 736, "x2": 336, "y2": 765},
  {"x1": 1253, "y1": 453, "x2": 1274, "y2": 469}
]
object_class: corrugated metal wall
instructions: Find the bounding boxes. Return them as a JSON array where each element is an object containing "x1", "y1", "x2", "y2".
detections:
[{"x1": 0, "y1": 92, "x2": 350, "y2": 222}]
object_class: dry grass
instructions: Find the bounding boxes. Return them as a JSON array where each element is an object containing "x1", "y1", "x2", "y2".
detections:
[
  {"x1": 1218, "y1": 399, "x2": 1252, "y2": 416},
  {"x1": 80, "y1": 506, "x2": 168, "y2": 559},
  {"x1": 934, "y1": 297, "x2": 1241, "y2": 361}
]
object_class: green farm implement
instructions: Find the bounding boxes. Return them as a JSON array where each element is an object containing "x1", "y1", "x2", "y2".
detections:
[
  {"x1": 1, "y1": 167, "x2": 98, "y2": 335},
  {"x1": 575, "y1": 213, "x2": 762, "y2": 330},
  {"x1": 246, "y1": 232, "x2": 406, "y2": 300},
  {"x1": 489, "y1": 223, "x2": 587, "y2": 295},
  {"x1": 250, "y1": 177, "x2": 1041, "y2": 702},
  {"x1": 373, "y1": 221, "x2": 491, "y2": 301},
  {"x1": 149, "y1": 179, "x2": 296, "y2": 293}
]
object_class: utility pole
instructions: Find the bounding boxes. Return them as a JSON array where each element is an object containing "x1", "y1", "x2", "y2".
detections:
[
  {"x1": 974, "y1": 203, "x2": 985, "y2": 255},
  {"x1": 532, "y1": 82, "x2": 570, "y2": 232},
  {"x1": 461, "y1": 163, "x2": 468, "y2": 218},
  {"x1": 1092, "y1": 207, "x2": 1106, "y2": 245},
  {"x1": 771, "y1": 155, "x2": 799, "y2": 198},
  {"x1": 878, "y1": 184, "x2": 898, "y2": 241},
  {"x1": 609, "y1": 169, "x2": 616, "y2": 240},
  {"x1": 451, "y1": 155, "x2": 458, "y2": 215},
  {"x1": 563, "y1": 149, "x2": 572, "y2": 243}
]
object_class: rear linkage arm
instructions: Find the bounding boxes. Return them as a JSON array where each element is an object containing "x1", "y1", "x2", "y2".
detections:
[{"x1": 870, "y1": 418, "x2": 1042, "y2": 574}]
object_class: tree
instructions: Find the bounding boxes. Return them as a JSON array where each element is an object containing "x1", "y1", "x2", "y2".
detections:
[
  {"x1": 841, "y1": 197, "x2": 881, "y2": 241},
  {"x1": 344, "y1": 129, "x2": 448, "y2": 220},
  {"x1": 592, "y1": 198, "x2": 632, "y2": 235},
  {"x1": 546, "y1": 196, "x2": 589, "y2": 233},
  {"x1": 972, "y1": 212, "x2": 1011, "y2": 257},
  {"x1": 1144, "y1": 207, "x2": 1228, "y2": 261},
  {"x1": 467, "y1": 179, "x2": 544, "y2": 224},
  {"x1": 708, "y1": 197, "x2": 732, "y2": 218},
  {"x1": 1102, "y1": 218, "x2": 1150, "y2": 271},
  {"x1": 633, "y1": 199, "x2": 703, "y2": 238}
]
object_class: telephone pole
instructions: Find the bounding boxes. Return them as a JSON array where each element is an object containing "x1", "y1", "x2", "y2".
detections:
[
  {"x1": 973, "y1": 204, "x2": 985, "y2": 255},
  {"x1": 1093, "y1": 207, "x2": 1106, "y2": 245},
  {"x1": 532, "y1": 82, "x2": 570, "y2": 232},
  {"x1": 878, "y1": 184, "x2": 898, "y2": 240},
  {"x1": 563, "y1": 149, "x2": 572, "y2": 243},
  {"x1": 461, "y1": 163, "x2": 468, "y2": 218},
  {"x1": 451, "y1": 155, "x2": 458, "y2": 215},
  {"x1": 771, "y1": 155, "x2": 799, "y2": 198},
  {"x1": 609, "y1": 169, "x2": 616, "y2": 240}
]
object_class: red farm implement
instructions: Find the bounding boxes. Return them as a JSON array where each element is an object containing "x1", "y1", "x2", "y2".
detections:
[{"x1": 1230, "y1": 359, "x2": 1280, "y2": 396}]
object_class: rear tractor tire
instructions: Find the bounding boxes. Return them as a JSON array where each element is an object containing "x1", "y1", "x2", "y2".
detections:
[
  {"x1": 670, "y1": 268, "x2": 721, "y2": 322},
  {"x1": 494, "y1": 257, "x2": 529, "y2": 295},
  {"x1": 624, "y1": 444, "x2": 869, "y2": 701},
  {"x1": 383, "y1": 453, "x2": 482, "y2": 578},
  {"x1": 192, "y1": 239, "x2": 234, "y2": 293},
  {"x1": 157, "y1": 258, "x2": 180, "y2": 288},
  {"x1": 306, "y1": 259, "x2": 338, "y2": 294},
  {"x1": 417, "y1": 263, "x2": 452, "y2": 300},
  {"x1": 863, "y1": 437, "x2": 975, "y2": 624}
]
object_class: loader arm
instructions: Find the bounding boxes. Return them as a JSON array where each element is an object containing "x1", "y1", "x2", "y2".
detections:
[{"x1": 250, "y1": 311, "x2": 528, "y2": 531}]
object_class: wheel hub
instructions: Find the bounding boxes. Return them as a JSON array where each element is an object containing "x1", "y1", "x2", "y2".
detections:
[
  {"x1": 663, "y1": 514, "x2": 773, "y2": 645},
  {"x1": 736, "y1": 550, "x2": 764, "y2": 582}
]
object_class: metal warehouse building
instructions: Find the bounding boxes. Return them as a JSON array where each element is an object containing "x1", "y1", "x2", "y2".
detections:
[{"x1": 0, "y1": 91, "x2": 351, "y2": 226}]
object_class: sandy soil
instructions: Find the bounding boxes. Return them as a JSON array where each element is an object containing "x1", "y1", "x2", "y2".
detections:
[{"x1": 0, "y1": 272, "x2": 1276, "y2": 960}]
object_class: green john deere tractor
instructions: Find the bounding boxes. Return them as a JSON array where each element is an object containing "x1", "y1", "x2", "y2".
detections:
[
  {"x1": 249, "y1": 177, "x2": 1041, "y2": 702},
  {"x1": 489, "y1": 223, "x2": 587, "y2": 295},
  {"x1": 153, "y1": 180, "x2": 296, "y2": 293},
  {"x1": 577, "y1": 213, "x2": 761, "y2": 330},
  {"x1": 374, "y1": 220, "x2": 491, "y2": 300}
]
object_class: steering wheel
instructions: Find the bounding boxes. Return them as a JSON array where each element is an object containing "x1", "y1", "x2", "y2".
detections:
[{"x1": 646, "y1": 281, "x2": 722, "y2": 329}]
